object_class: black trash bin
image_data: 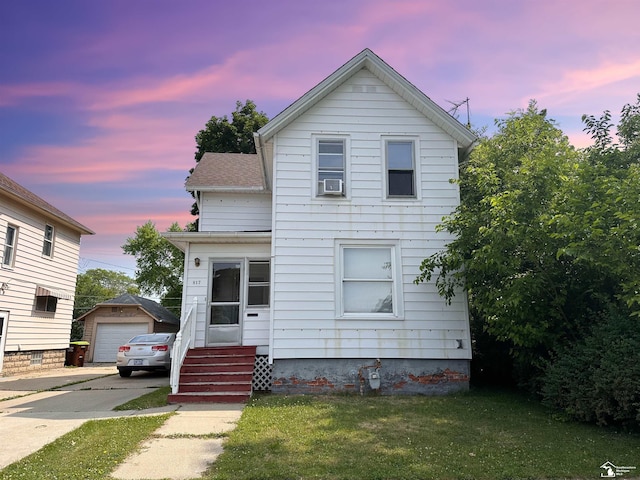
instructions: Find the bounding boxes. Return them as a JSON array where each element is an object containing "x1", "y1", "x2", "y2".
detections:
[{"x1": 65, "y1": 341, "x2": 89, "y2": 367}]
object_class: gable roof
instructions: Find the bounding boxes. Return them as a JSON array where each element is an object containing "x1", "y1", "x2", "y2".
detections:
[
  {"x1": 255, "y1": 48, "x2": 477, "y2": 149},
  {"x1": 0, "y1": 172, "x2": 94, "y2": 235},
  {"x1": 186, "y1": 152, "x2": 267, "y2": 192},
  {"x1": 77, "y1": 293, "x2": 180, "y2": 324}
]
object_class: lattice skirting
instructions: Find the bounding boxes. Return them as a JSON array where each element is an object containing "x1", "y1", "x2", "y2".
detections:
[{"x1": 252, "y1": 355, "x2": 273, "y2": 391}]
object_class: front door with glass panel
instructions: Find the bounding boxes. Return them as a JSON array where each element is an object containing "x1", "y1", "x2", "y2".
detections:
[{"x1": 207, "y1": 262, "x2": 242, "y2": 346}]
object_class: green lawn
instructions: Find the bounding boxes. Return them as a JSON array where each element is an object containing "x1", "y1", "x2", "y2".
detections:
[
  {"x1": 207, "y1": 390, "x2": 640, "y2": 480},
  {"x1": 0, "y1": 414, "x2": 169, "y2": 480},
  {"x1": 1, "y1": 389, "x2": 638, "y2": 480}
]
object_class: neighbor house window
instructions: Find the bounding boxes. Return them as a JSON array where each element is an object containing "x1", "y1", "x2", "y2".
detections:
[
  {"x1": 30, "y1": 351, "x2": 43, "y2": 366},
  {"x1": 386, "y1": 140, "x2": 415, "y2": 197},
  {"x1": 42, "y1": 224, "x2": 54, "y2": 257},
  {"x1": 317, "y1": 139, "x2": 345, "y2": 195},
  {"x1": 3, "y1": 224, "x2": 17, "y2": 267},
  {"x1": 339, "y1": 245, "x2": 400, "y2": 317},
  {"x1": 36, "y1": 295, "x2": 57, "y2": 312},
  {"x1": 247, "y1": 261, "x2": 270, "y2": 307}
]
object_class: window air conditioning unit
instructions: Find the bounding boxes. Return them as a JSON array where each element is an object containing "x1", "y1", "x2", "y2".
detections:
[{"x1": 323, "y1": 178, "x2": 343, "y2": 195}]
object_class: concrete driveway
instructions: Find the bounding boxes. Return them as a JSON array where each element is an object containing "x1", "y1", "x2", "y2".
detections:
[{"x1": 0, "y1": 364, "x2": 176, "y2": 469}]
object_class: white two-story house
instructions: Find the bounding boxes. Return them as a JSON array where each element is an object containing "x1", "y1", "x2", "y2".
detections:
[
  {"x1": 0, "y1": 172, "x2": 93, "y2": 375},
  {"x1": 165, "y1": 49, "x2": 476, "y2": 399}
]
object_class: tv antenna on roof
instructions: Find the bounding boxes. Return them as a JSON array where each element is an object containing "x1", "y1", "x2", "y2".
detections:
[{"x1": 446, "y1": 97, "x2": 471, "y2": 129}]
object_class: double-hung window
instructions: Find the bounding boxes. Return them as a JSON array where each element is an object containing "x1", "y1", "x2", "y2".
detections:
[
  {"x1": 42, "y1": 224, "x2": 54, "y2": 257},
  {"x1": 3, "y1": 225, "x2": 17, "y2": 267},
  {"x1": 339, "y1": 244, "x2": 400, "y2": 317},
  {"x1": 317, "y1": 139, "x2": 345, "y2": 195},
  {"x1": 386, "y1": 140, "x2": 416, "y2": 197},
  {"x1": 247, "y1": 261, "x2": 270, "y2": 307}
]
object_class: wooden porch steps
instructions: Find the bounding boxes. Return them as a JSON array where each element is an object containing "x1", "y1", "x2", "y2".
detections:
[{"x1": 168, "y1": 346, "x2": 256, "y2": 404}]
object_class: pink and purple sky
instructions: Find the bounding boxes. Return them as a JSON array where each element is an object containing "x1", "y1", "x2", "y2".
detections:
[{"x1": 1, "y1": 0, "x2": 639, "y2": 276}]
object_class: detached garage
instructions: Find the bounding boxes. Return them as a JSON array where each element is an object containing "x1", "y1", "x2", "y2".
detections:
[{"x1": 78, "y1": 294, "x2": 180, "y2": 363}]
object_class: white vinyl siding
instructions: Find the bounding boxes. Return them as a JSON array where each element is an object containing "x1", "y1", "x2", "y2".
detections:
[
  {"x1": 198, "y1": 192, "x2": 271, "y2": 232},
  {"x1": 0, "y1": 194, "x2": 82, "y2": 354},
  {"x1": 269, "y1": 68, "x2": 470, "y2": 361}
]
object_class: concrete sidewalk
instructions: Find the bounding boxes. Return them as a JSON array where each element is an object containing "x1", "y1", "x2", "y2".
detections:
[
  {"x1": 112, "y1": 404, "x2": 244, "y2": 480},
  {"x1": 0, "y1": 365, "x2": 245, "y2": 479}
]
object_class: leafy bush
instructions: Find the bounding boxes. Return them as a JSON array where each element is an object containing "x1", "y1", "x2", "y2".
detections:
[{"x1": 541, "y1": 307, "x2": 640, "y2": 427}]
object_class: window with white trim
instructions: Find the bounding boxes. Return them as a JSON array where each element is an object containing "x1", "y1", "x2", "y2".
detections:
[
  {"x1": 317, "y1": 139, "x2": 345, "y2": 196},
  {"x1": 3, "y1": 224, "x2": 17, "y2": 267},
  {"x1": 386, "y1": 140, "x2": 416, "y2": 197},
  {"x1": 339, "y1": 245, "x2": 399, "y2": 316},
  {"x1": 247, "y1": 260, "x2": 270, "y2": 307},
  {"x1": 42, "y1": 224, "x2": 54, "y2": 257}
]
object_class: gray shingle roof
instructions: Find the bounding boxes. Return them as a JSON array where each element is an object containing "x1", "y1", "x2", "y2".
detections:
[
  {"x1": 186, "y1": 152, "x2": 266, "y2": 191},
  {"x1": 101, "y1": 294, "x2": 180, "y2": 325},
  {"x1": 0, "y1": 172, "x2": 94, "y2": 235}
]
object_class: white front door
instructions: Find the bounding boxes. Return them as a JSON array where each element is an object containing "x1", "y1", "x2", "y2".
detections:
[{"x1": 207, "y1": 261, "x2": 242, "y2": 346}]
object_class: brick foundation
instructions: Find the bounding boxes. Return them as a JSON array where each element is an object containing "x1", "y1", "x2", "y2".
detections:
[
  {"x1": 271, "y1": 358, "x2": 470, "y2": 395},
  {"x1": 1, "y1": 349, "x2": 66, "y2": 377}
]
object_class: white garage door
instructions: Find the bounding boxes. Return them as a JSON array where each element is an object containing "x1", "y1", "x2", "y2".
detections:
[{"x1": 94, "y1": 323, "x2": 148, "y2": 362}]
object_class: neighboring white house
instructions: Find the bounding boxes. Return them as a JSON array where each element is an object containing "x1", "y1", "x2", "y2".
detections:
[
  {"x1": 165, "y1": 48, "x2": 476, "y2": 394},
  {"x1": 0, "y1": 172, "x2": 93, "y2": 375}
]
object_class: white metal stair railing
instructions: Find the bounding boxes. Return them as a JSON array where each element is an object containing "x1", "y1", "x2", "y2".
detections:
[{"x1": 170, "y1": 297, "x2": 198, "y2": 394}]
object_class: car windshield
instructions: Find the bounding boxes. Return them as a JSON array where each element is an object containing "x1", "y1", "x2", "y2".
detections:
[{"x1": 128, "y1": 334, "x2": 171, "y2": 344}]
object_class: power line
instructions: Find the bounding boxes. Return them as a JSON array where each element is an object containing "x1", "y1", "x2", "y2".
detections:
[{"x1": 79, "y1": 257, "x2": 136, "y2": 272}]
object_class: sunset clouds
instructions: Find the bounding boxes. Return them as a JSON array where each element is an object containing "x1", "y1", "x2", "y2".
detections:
[{"x1": 1, "y1": 0, "x2": 639, "y2": 274}]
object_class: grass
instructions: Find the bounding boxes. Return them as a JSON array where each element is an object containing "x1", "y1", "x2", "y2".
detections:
[
  {"x1": 0, "y1": 414, "x2": 170, "y2": 480},
  {"x1": 2, "y1": 388, "x2": 639, "y2": 480},
  {"x1": 113, "y1": 385, "x2": 171, "y2": 410},
  {"x1": 206, "y1": 389, "x2": 640, "y2": 480}
]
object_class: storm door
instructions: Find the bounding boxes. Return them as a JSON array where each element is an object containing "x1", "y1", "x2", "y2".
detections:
[{"x1": 207, "y1": 262, "x2": 242, "y2": 346}]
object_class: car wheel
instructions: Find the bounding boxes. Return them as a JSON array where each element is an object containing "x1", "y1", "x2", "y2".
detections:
[{"x1": 118, "y1": 368, "x2": 132, "y2": 378}]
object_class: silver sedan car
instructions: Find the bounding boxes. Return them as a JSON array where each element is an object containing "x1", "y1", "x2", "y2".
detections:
[{"x1": 116, "y1": 333, "x2": 176, "y2": 377}]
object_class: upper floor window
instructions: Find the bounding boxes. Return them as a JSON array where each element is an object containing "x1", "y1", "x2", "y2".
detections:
[
  {"x1": 317, "y1": 139, "x2": 345, "y2": 196},
  {"x1": 386, "y1": 140, "x2": 416, "y2": 197},
  {"x1": 3, "y1": 224, "x2": 17, "y2": 267},
  {"x1": 42, "y1": 224, "x2": 54, "y2": 257}
]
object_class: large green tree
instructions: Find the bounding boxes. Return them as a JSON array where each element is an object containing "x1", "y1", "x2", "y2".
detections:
[
  {"x1": 417, "y1": 102, "x2": 580, "y2": 363},
  {"x1": 194, "y1": 99, "x2": 268, "y2": 161},
  {"x1": 540, "y1": 95, "x2": 640, "y2": 425},
  {"x1": 74, "y1": 269, "x2": 139, "y2": 319},
  {"x1": 191, "y1": 100, "x2": 269, "y2": 216},
  {"x1": 555, "y1": 94, "x2": 640, "y2": 314},
  {"x1": 121, "y1": 221, "x2": 185, "y2": 316},
  {"x1": 417, "y1": 97, "x2": 640, "y2": 389}
]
